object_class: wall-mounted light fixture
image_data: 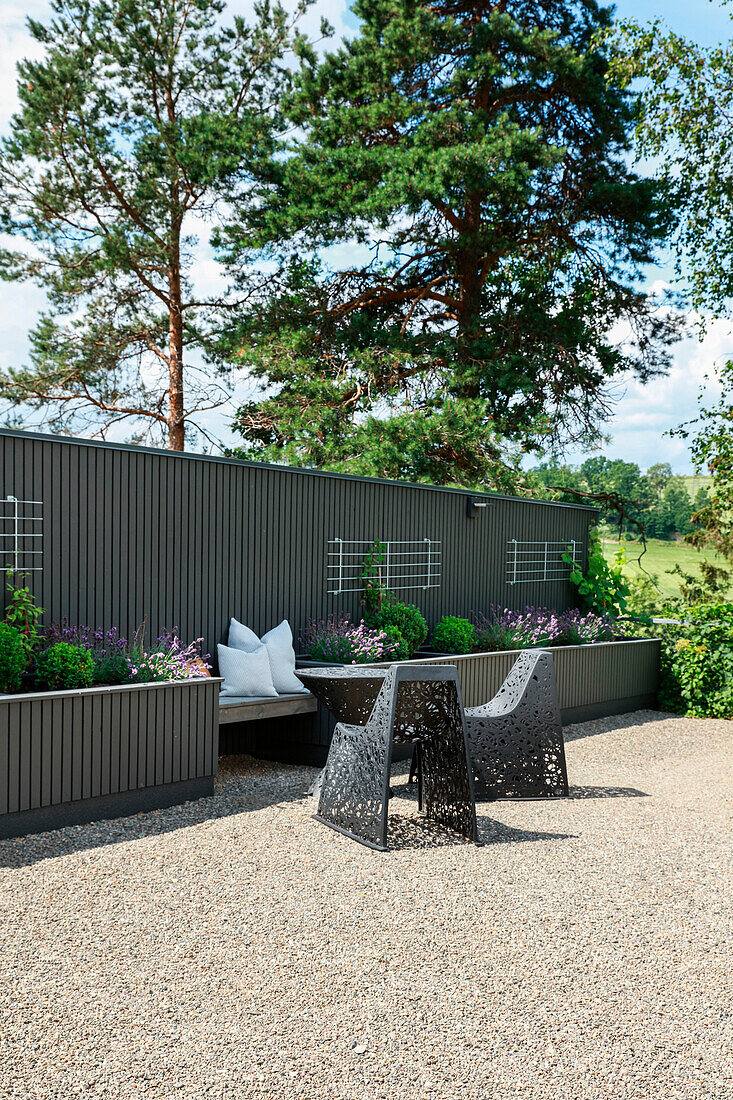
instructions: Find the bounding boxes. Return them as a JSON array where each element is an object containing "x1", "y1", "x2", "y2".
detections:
[{"x1": 466, "y1": 497, "x2": 491, "y2": 519}]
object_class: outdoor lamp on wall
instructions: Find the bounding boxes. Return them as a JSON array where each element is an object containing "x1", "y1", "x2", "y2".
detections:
[{"x1": 466, "y1": 497, "x2": 491, "y2": 519}]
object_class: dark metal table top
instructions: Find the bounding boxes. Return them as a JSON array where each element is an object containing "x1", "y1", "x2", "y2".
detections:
[{"x1": 295, "y1": 666, "x2": 388, "y2": 724}]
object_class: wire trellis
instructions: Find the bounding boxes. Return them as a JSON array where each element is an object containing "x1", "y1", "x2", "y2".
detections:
[
  {"x1": 506, "y1": 538, "x2": 580, "y2": 585},
  {"x1": 328, "y1": 538, "x2": 441, "y2": 596},
  {"x1": 0, "y1": 496, "x2": 43, "y2": 573}
]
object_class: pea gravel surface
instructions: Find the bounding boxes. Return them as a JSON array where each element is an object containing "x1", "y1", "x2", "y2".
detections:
[{"x1": 0, "y1": 710, "x2": 730, "y2": 1100}]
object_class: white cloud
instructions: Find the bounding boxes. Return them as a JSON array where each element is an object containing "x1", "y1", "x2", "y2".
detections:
[
  {"x1": 0, "y1": 2, "x2": 51, "y2": 131},
  {"x1": 562, "y1": 317, "x2": 733, "y2": 473}
]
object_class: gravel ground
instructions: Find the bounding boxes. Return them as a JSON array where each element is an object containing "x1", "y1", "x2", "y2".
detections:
[{"x1": 0, "y1": 710, "x2": 731, "y2": 1100}]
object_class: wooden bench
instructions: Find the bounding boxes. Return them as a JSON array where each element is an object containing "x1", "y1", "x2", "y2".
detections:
[{"x1": 218, "y1": 692, "x2": 318, "y2": 725}]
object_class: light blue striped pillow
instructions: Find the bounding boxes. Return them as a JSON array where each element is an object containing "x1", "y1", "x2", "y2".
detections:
[{"x1": 217, "y1": 643, "x2": 278, "y2": 698}]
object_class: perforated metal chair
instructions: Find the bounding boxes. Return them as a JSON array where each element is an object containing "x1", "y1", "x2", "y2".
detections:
[
  {"x1": 315, "y1": 664, "x2": 480, "y2": 851},
  {"x1": 465, "y1": 650, "x2": 568, "y2": 799}
]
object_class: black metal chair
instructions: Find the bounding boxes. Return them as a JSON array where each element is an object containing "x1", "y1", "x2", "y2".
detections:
[
  {"x1": 315, "y1": 665, "x2": 480, "y2": 851},
  {"x1": 409, "y1": 650, "x2": 568, "y2": 800},
  {"x1": 464, "y1": 650, "x2": 568, "y2": 799}
]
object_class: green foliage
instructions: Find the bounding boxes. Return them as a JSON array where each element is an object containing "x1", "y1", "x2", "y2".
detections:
[
  {"x1": 0, "y1": 0, "x2": 322, "y2": 448},
  {"x1": 565, "y1": 530, "x2": 630, "y2": 615},
  {"x1": 360, "y1": 541, "x2": 388, "y2": 614},
  {"x1": 4, "y1": 573, "x2": 44, "y2": 645},
  {"x1": 606, "y1": 7, "x2": 733, "y2": 318},
  {"x1": 431, "y1": 616, "x2": 476, "y2": 655},
  {"x1": 655, "y1": 603, "x2": 733, "y2": 718},
  {"x1": 0, "y1": 623, "x2": 30, "y2": 693},
  {"x1": 35, "y1": 642, "x2": 94, "y2": 691},
  {"x1": 667, "y1": 359, "x2": 733, "y2": 602},
  {"x1": 528, "y1": 458, "x2": 695, "y2": 539},
  {"x1": 624, "y1": 574, "x2": 667, "y2": 622},
  {"x1": 221, "y1": 0, "x2": 680, "y2": 483},
  {"x1": 92, "y1": 652, "x2": 131, "y2": 686},
  {"x1": 364, "y1": 595, "x2": 428, "y2": 659}
]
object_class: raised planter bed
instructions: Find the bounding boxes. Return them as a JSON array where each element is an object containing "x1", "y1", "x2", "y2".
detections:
[
  {"x1": 393, "y1": 639, "x2": 661, "y2": 724},
  {"x1": 237, "y1": 638, "x2": 660, "y2": 765},
  {"x1": 0, "y1": 676, "x2": 222, "y2": 839}
]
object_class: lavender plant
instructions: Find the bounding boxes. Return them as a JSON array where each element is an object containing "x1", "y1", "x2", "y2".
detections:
[
  {"x1": 127, "y1": 626, "x2": 211, "y2": 683},
  {"x1": 473, "y1": 607, "x2": 623, "y2": 652},
  {"x1": 301, "y1": 613, "x2": 402, "y2": 664},
  {"x1": 40, "y1": 620, "x2": 211, "y2": 686}
]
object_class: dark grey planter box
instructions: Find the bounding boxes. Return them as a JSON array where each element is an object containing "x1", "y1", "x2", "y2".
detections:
[
  {"x1": 393, "y1": 639, "x2": 661, "y2": 724},
  {"x1": 253, "y1": 639, "x2": 660, "y2": 765},
  {"x1": 0, "y1": 676, "x2": 222, "y2": 839}
]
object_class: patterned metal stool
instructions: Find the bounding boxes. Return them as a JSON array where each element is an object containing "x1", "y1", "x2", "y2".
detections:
[
  {"x1": 465, "y1": 650, "x2": 568, "y2": 799},
  {"x1": 315, "y1": 665, "x2": 480, "y2": 851}
]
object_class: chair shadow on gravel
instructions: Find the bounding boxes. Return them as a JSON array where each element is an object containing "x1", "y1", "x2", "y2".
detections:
[
  {"x1": 0, "y1": 754, "x2": 319, "y2": 870},
  {"x1": 384, "y1": 813, "x2": 574, "y2": 851},
  {"x1": 385, "y1": 781, "x2": 574, "y2": 850},
  {"x1": 568, "y1": 785, "x2": 649, "y2": 799}
]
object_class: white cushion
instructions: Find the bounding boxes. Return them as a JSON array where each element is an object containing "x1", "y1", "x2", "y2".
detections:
[
  {"x1": 228, "y1": 617, "x2": 260, "y2": 651},
  {"x1": 227, "y1": 617, "x2": 307, "y2": 695},
  {"x1": 260, "y1": 620, "x2": 307, "y2": 694},
  {"x1": 217, "y1": 643, "x2": 278, "y2": 699}
]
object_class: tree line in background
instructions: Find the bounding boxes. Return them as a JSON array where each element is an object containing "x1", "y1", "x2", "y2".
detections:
[{"x1": 527, "y1": 458, "x2": 702, "y2": 541}]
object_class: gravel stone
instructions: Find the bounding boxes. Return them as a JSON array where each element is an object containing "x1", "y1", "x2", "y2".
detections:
[{"x1": 0, "y1": 709, "x2": 731, "y2": 1099}]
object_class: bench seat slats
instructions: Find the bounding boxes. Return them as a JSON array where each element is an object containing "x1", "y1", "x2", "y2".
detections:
[{"x1": 218, "y1": 693, "x2": 317, "y2": 724}]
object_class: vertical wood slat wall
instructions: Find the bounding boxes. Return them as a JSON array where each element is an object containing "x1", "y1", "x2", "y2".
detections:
[
  {"x1": 1, "y1": 428, "x2": 598, "y2": 761},
  {"x1": 0, "y1": 428, "x2": 596, "y2": 654}
]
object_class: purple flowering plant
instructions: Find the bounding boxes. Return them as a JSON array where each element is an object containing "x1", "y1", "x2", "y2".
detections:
[
  {"x1": 472, "y1": 606, "x2": 624, "y2": 652},
  {"x1": 127, "y1": 627, "x2": 211, "y2": 683},
  {"x1": 41, "y1": 619, "x2": 211, "y2": 686},
  {"x1": 301, "y1": 613, "x2": 402, "y2": 664}
]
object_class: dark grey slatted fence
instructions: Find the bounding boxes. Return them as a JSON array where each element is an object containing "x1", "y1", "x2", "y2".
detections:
[
  {"x1": 0, "y1": 428, "x2": 596, "y2": 642},
  {"x1": 0, "y1": 428, "x2": 598, "y2": 759}
]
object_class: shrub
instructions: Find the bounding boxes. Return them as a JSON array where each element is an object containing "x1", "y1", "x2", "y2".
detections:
[
  {"x1": 431, "y1": 616, "x2": 476, "y2": 654},
  {"x1": 364, "y1": 596, "x2": 428, "y2": 657},
  {"x1": 44, "y1": 621, "x2": 132, "y2": 685},
  {"x1": 35, "y1": 642, "x2": 94, "y2": 690},
  {"x1": 301, "y1": 614, "x2": 401, "y2": 664},
  {"x1": 0, "y1": 622, "x2": 29, "y2": 692},
  {"x1": 564, "y1": 529, "x2": 629, "y2": 615},
  {"x1": 655, "y1": 601, "x2": 733, "y2": 718},
  {"x1": 93, "y1": 652, "x2": 132, "y2": 685}
]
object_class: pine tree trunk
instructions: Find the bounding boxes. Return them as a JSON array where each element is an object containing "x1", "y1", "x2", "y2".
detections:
[
  {"x1": 168, "y1": 260, "x2": 185, "y2": 451},
  {"x1": 167, "y1": 76, "x2": 185, "y2": 453}
]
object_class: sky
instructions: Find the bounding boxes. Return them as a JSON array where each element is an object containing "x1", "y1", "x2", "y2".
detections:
[{"x1": 0, "y1": 0, "x2": 732, "y2": 472}]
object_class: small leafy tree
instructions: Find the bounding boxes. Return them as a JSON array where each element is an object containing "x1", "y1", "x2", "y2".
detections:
[
  {"x1": 607, "y1": 4, "x2": 733, "y2": 319},
  {"x1": 671, "y1": 361, "x2": 733, "y2": 601},
  {"x1": 0, "y1": 0, "x2": 320, "y2": 449}
]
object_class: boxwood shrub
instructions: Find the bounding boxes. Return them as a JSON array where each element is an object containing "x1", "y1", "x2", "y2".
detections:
[{"x1": 0, "y1": 623, "x2": 29, "y2": 693}]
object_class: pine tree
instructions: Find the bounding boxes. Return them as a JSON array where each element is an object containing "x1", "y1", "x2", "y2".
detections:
[
  {"x1": 0, "y1": 0, "x2": 319, "y2": 449},
  {"x1": 219, "y1": 0, "x2": 681, "y2": 484}
]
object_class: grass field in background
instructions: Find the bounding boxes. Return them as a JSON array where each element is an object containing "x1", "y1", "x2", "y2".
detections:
[
  {"x1": 601, "y1": 538, "x2": 719, "y2": 601},
  {"x1": 680, "y1": 474, "x2": 712, "y2": 499}
]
